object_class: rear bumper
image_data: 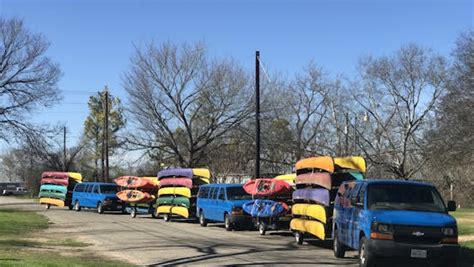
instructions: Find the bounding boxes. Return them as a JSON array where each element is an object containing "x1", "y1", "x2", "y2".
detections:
[
  {"x1": 104, "y1": 202, "x2": 125, "y2": 211},
  {"x1": 230, "y1": 214, "x2": 253, "y2": 225},
  {"x1": 367, "y1": 239, "x2": 460, "y2": 260}
]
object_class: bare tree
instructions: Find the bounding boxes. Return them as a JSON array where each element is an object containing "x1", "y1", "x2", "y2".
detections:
[
  {"x1": 123, "y1": 42, "x2": 253, "y2": 167},
  {"x1": 0, "y1": 18, "x2": 61, "y2": 142},
  {"x1": 353, "y1": 44, "x2": 447, "y2": 178}
]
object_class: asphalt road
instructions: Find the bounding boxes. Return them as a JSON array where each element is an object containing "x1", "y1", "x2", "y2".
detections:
[{"x1": 0, "y1": 197, "x2": 358, "y2": 266}]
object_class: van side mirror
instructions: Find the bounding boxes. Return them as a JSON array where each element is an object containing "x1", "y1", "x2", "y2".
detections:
[{"x1": 447, "y1": 201, "x2": 456, "y2": 212}]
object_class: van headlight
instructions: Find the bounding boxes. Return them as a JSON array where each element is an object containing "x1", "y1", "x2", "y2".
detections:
[
  {"x1": 370, "y1": 222, "x2": 394, "y2": 240},
  {"x1": 442, "y1": 227, "x2": 455, "y2": 236}
]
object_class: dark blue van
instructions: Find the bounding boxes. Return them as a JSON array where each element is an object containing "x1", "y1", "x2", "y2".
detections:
[
  {"x1": 196, "y1": 184, "x2": 252, "y2": 231},
  {"x1": 333, "y1": 179, "x2": 459, "y2": 267},
  {"x1": 72, "y1": 182, "x2": 123, "y2": 214}
]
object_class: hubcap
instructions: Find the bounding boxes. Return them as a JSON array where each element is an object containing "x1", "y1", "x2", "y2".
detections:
[{"x1": 360, "y1": 244, "x2": 366, "y2": 264}]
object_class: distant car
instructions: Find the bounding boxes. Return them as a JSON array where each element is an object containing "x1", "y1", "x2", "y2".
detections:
[
  {"x1": 72, "y1": 182, "x2": 124, "y2": 214},
  {"x1": 333, "y1": 179, "x2": 459, "y2": 267},
  {"x1": 1, "y1": 184, "x2": 28, "y2": 196},
  {"x1": 196, "y1": 184, "x2": 253, "y2": 231}
]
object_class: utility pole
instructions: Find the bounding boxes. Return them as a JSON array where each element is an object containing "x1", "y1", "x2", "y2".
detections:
[
  {"x1": 63, "y1": 126, "x2": 67, "y2": 171},
  {"x1": 255, "y1": 51, "x2": 261, "y2": 179},
  {"x1": 104, "y1": 86, "x2": 110, "y2": 181}
]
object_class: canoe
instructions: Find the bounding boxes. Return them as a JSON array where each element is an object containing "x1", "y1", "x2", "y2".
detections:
[
  {"x1": 332, "y1": 172, "x2": 363, "y2": 188},
  {"x1": 39, "y1": 191, "x2": 66, "y2": 200},
  {"x1": 242, "y1": 199, "x2": 289, "y2": 218},
  {"x1": 290, "y1": 218, "x2": 326, "y2": 240},
  {"x1": 41, "y1": 177, "x2": 69, "y2": 186},
  {"x1": 158, "y1": 168, "x2": 193, "y2": 179},
  {"x1": 296, "y1": 172, "x2": 331, "y2": 190},
  {"x1": 39, "y1": 184, "x2": 67, "y2": 194},
  {"x1": 292, "y1": 203, "x2": 327, "y2": 223},
  {"x1": 292, "y1": 188, "x2": 330, "y2": 206},
  {"x1": 159, "y1": 177, "x2": 193, "y2": 188},
  {"x1": 295, "y1": 156, "x2": 334, "y2": 173},
  {"x1": 114, "y1": 176, "x2": 157, "y2": 189},
  {"x1": 116, "y1": 190, "x2": 156, "y2": 203},
  {"x1": 334, "y1": 156, "x2": 366, "y2": 173},
  {"x1": 158, "y1": 187, "x2": 191, "y2": 198},
  {"x1": 192, "y1": 168, "x2": 211, "y2": 179},
  {"x1": 156, "y1": 205, "x2": 189, "y2": 218},
  {"x1": 67, "y1": 172, "x2": 83, "y2": 182},
  {"x1": 274, "y1": 173, "x2": 296, "y2": 185},
  {"x1": 157, "y1": 196, "x2": 190, "y2": 208},
  {"x1": 243, "y1": 178, "x2": 291, "y2": 196},
  {"x1": 39, "y1": 197, "x2": 65, "y2": 207}
]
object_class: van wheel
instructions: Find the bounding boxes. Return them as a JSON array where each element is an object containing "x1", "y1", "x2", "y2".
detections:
[
  {"x1": 333, "y1": 229, "x2": 346, "y2": 258},
  {"x1": 163, "y1": 213, "x2": 171, "y2": 222},
  {"x1": 224, "y1": 214, "x2": 232, "y2": 231},
  {"x1": 74, "y1": 201, "x2": 81, "y2": 211},
  {"x1": 130, "y1": 207, "x2": 137, "y2": 218},
  {"x1": 199, "y1": 212, "x2": 207, "y2": 227},
  {"x1": 359, "y1": 236, "x2": 374, "y2": 267},
  {"x1": 295, "y1": 232, "x2": 304, "y2": 245},
  {"x1": 259, "y1": 223, "x2": 266, "y2": 235},
  {"x1": 97, "y1": 202, "x2": 104, "y2": 214}
]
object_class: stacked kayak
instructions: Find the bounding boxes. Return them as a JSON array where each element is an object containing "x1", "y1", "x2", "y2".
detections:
[
  {"x1": 274, "y1": 173, "x2": 296, "y2": 187},
  {"x1": 115, "y1": 176, "x2": 159, "y2": 218},
  {"x1": 290, "y1": 156, "x2": 366, "y2": 244},
  {"x1": 156, "y1": 168, "x2": 210, "y2": 221},
  {"x1": 39, "y1": 172, "x2": 82, "y2": 209},
  {"x1": 242, "y1": 178, "x2": 293, "y2": 235}
]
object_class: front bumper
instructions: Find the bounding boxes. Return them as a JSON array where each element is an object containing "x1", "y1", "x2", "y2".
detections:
[{"x1": 367, "y1": 239, "x2": 460, "y2": 260}]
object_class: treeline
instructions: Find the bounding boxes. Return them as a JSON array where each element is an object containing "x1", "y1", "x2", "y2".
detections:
[{"x1": 0, "y1": 18, "x2": 472, "y2": 206}]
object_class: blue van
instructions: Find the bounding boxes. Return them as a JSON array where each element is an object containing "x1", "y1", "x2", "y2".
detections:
[
  {"x1": 333, "y1": 179, "x2": 459, "y2": 267},
  {"x1": 72, "y1": 182, "x2": 123, "y2": 214},
  {"x1": 196, "y1": 184, "x2": 252, "y2": 231}
]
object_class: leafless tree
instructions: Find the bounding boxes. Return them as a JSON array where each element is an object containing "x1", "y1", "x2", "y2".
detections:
[
  {"x1": 0, "y1": 18, "x2": 61, "y2": 142},
  {"x1": 353, "y1": 44, "x2": 447, "y2": 178},
  {"x1": 123, "y1": 42, "x2": 253, "y2": 167}
]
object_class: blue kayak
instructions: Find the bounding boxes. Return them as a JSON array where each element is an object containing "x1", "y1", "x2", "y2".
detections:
[{"x1": 242, "y1": 199, "x2": 288, "y2": 218}]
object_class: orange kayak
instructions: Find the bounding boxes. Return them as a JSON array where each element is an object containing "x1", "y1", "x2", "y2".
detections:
[
  {"x1": 115, "y1": 176, "x2": 157, "y2": 189},
  {"x1": 116, "y1": 190, "x2": 156, "y2": 203},
  {"x1": 295, "y1": 156, "x2": 334, "y2": 173}
]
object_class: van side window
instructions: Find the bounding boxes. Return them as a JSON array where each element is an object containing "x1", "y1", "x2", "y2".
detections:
[
  {"x1": 86, "y1": 184, "x2": 93, "y2": 193},
  {"x1": 75, "y1": 184, "x2": 85, "y2": 192},
  {"x1": 211, "y1": 187, "x2": 219, "y2": 199},
  {"x1": 92, "y1": 185, "x2": 99, "y2": 194},
  {"x1": 217, "y1": 187, "x2": 225, "y2": 200},
  {"x1": 357, "y1": 185, "x2": 366, "y2": 205},
  {"x1": 198, "y1": 187, "x2": 209, "y2": 198}
]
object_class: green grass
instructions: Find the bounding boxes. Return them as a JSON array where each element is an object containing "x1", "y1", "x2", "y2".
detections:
[
  {"x1": 0, "y1": 209, "x2": 131, "y2": 266},
  {"x1": 452, "y1": 208, "x2": 474, "y2": 236}
]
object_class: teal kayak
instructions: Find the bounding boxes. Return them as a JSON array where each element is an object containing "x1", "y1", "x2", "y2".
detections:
[{"x1": 39, "y1": 184, "x2": 67, "y2": 194}]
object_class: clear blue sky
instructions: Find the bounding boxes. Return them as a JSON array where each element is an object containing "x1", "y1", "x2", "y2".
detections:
[{"x1": 0, "y1": 0, "x2": 472, "y2": 147}]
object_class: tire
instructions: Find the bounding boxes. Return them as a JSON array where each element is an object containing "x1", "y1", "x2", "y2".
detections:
[
  {"x1": 224, "y1": 214, "x2": 232, "y2": 231},
  {"x1": 295, "y1": 232, "x2": 304, "y2": 245},
  {"x1": 74, "y1": 201, "x2": 81, "y2": 212},
  {"x1": 45, "y1": 204, "x2": 51, "y2": 210},
  {"x1": 152, "y1": 208, "x2": 159, "y2": 219},
  {"x1": 359, "y1": 236, "x2": 374, "y2": 267},
  {"x1": 97, "y1": 202, "x2": 104, "y2": 214},
  {"x1": 333, "y1": 229, "x2": 346, "y2": 258},
  {"x1": 130, "y1": 207, "x2": 137, "y2": 218},
  {"x1": 199, "y1": 212, "x2": 207, "y2": 227},
  {"x1": 259, "y1": 223, "x2": 266, "y2": 236},
  {"x1": 163, "y1": 213, "x2": 170, "y2": 222},
  {"x1": 68, "y1": 205, "x2": 73, "y2": 210}
]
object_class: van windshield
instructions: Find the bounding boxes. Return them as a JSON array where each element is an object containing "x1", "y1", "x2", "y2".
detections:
[
  {"x1": 367, "y1": 184, "x2": 446, "y2": 212},
  {"x1": 100, "y1": 185, "x2": 119, "y2": 194},
  {"x1": 227, "y1": 187, "x2": 252, "y2": 200}
]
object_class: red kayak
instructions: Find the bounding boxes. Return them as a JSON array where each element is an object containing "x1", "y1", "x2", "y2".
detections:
[
  {"x1": 116, "y1": 190, "x2": 155, "y2": 203},
  {"x1": 42, "y1": 172, "x2": 69, "y2": 179},
  {"x1": 41, "y1": 177, "x2": 69, "y2": 186},
  {"x1": 159, "y1": 177, "x2": 192, "y2": 188},
  {"x1": 114, "y1": 176, "x2": 157, "y2": 189},
  {"x1": 296, "y1": 172, "x2": 332, "y2": 190},
  {"x1": 243, "y1": 178, "x2": 291, "y2": 196}
]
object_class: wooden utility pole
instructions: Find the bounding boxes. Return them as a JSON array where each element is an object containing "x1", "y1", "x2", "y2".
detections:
[
  {"x1": 255, "y1": 51, "x2": 261, "y2": 179},
  {"x1": 63, "y1": 126, "x2": 67, "y2": 171},
  {"x1": 104, "y1": 86, "x2": 110, "y2": 181}
]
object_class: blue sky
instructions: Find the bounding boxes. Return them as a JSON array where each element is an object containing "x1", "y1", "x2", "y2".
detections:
[{"x1": 0, "y1": 0, "x2": 472, "y2": 147}]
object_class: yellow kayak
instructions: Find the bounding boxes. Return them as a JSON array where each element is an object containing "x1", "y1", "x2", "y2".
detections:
[
  {"x1": 334, "y1": 156, "x2": 366, "y2": 173},
  {"x1": 192, "y1": 168, "x2": 211, "y2": 179},
  {"x1": 67, "y1": 172, "x2": 83, "y2": 182},
  {"x1": 274, "y1": 173, "x2": 296, "y2": 184},
  {"x1": 39, "y1": 197, "x2": 65, "y2": 207},
  {"x1": 290, "y1": 218, "x2": 326, "y2": 240},
  {"x1": 295, "y1": 156, "x2": 334, "y2": 173},
  {"x1": 292, "y1": 203, "x2": 327, "y2": 223},
  {"x1": 158, "y1": 187, "x2": 191, "y2": 198},
  {"x1": 142, "y1": 177, "x2": 160, "y2": 187},
  {"x1": 156, "y1": 205, "x2": 189, "y2": 218}
]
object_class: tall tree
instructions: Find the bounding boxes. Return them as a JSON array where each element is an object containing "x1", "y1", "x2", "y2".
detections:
[
  {"x1": 0, "y1": 18, "x2": 61, "y2": 142},
  {"x1": 353, "y1": 44, "x2": 447, "y2": 179},
  {"x1": 83, "y1": 88, "x2": 125, "y2": 181},
  {"x1": 123, "y1": 42, "x2": 252, "y2": 167}
]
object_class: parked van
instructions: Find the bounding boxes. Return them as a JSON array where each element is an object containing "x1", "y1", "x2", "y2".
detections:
[
  {"x1": 196, "y1": 184, "x2": 252, "y2": 230},
  {"x1": 333, "y1": 179, "x2": 459, "y2": 267},
  {"x1": 72, "y1": 182, "x2": 123, "y2": 214}
]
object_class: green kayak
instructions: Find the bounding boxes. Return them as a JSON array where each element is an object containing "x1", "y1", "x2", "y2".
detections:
[
  {"x1": 39, "y1": 184, "x2": 67, "y2": 194},
  {"x1": 39, "y1": 191, "x2": 66, "y2": 200},
  {"x1": 157, "y1": 196, "x2": 190, "y2": 208}
]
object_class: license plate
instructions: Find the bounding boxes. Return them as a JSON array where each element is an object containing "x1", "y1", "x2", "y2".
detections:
[{"x1": 410, "y1": 249, "x2": 427, "y2": 258}]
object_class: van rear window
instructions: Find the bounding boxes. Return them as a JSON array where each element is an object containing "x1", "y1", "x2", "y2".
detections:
[
  {"x1": 100, "y1": 185, "x2": 119, "y2": 194},
  {"x1": 226, "y1": 187, "x2": 252, "y2": 200}
]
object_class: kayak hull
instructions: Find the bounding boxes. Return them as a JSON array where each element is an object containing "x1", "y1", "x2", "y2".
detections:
[
  {"x1": 158, "y1": 168, "x2": 193, "y2": 179},
  {"x1": 39, "y1": 197, "x2": 65, "y2": 207},
  {"x1": 115, "y1": 176, "x2": 157, "y2": 189},
  {"x1": 242, "y1": 199, "x2": 288, "y2": 217},
  {"x1": 156, "y1": 205, "x2": 189, "y2": 218},
  {"x1": 292, "y1": 203, "x2": 328, "y2": 224},
  {"x1": 39, "y1": 184, "x2": 67, "y2": 194},
  {"x1": 116, "y1": 190, "x2": 156, "y2": 203},
  {"x1": 192, "y1": 168, "x2": 211, "y2": 179},
  {"x1": 292, "y1": 188, "x2": 330, "y2": 206},
  {"x1": 158, "y1": 187, "x2": 191, "y2": 198},
  {"x1": 334, "y1": 156, "x2": 366, "y2": 173},
  {"x1": 295, "y1": 156, "x2": 334, "y2": 173},
  {"x1": 296, "y1": 172, "x2": 331, "y2": 190},
  {"x1": 159, "y1": 178, "x2": 193, "y2": 188},
  {"x1": 290, "y1": 218, "x2": 326, "y2": 240},
  {"x1": 156, "y1": 196, "x2": 190, "y2": 208},
  {"x1": 243, "y1": 179, "x2": 291, "y2": 196}
]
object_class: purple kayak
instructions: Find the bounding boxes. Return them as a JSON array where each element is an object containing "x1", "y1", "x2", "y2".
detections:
[
  {"x1": 292, "y1": 188, "x2": 330, "y2": 206},
  {"x1": 157, "y1": 168, "x2": 193, "y2": 179}
]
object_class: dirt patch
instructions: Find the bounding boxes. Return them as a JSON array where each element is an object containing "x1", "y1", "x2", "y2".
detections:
[{"x1": 459, "y1": 235, "x2": 474, "y2": 242}]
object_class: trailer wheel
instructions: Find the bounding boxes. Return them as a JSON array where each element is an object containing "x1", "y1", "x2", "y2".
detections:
[
  {"x1": 295, "y1": 231, "x2": 304, "y2": 245},
  {"x1": 152, "y1": 208, "x2": 159, "y2": 219},
  {"x1": 130, "y1": 207, "x2": 137, "y2": 218},
  {"x1": 163, "y1": 213, "x2": 170, "y2": 222},
  {"x1": 45, "y1": 204, "x2": 51, "y2": 210},
  {"x1": 259, "y1": 222, "x2": 266, "y2": 235}
]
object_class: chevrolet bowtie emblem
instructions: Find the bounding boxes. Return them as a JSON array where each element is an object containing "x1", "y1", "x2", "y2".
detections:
[{"x1": 412, "y1": 231, "x2": 425, "y2": 237}]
